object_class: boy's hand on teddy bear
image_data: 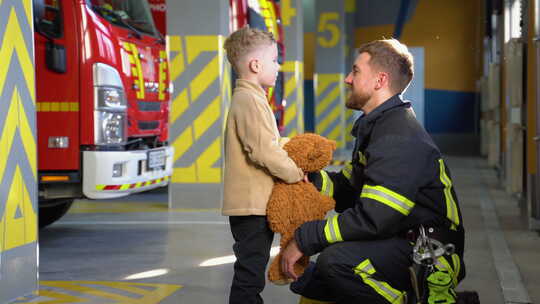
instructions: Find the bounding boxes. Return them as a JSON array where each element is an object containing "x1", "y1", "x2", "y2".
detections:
[{"x1": 303, "y1": 174, "x2": 309, "y2": 183}]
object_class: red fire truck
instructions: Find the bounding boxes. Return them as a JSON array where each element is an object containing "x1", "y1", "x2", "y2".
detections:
[{"x1": 33, "y1": 0, "x2": 173, "y2": 227}]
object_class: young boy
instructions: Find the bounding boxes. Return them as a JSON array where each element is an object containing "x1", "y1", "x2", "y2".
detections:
[{"x1": 222, "y1": 26, "x2": 304, "y2": 304}]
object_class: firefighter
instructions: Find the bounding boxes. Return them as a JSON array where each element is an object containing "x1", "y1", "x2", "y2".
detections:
[{"x1": 281, "y1": 39, "x2": 466, "y2": 304}]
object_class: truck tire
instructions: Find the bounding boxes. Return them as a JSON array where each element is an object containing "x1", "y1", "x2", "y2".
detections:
[{"x1": 39, "y1": 199, "x2": 74, "y2": 228}]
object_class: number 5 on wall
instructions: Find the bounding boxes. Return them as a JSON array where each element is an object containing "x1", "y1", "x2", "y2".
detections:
[{"x1": 317, "y1": 12, "x2": 340, "y2": 48}]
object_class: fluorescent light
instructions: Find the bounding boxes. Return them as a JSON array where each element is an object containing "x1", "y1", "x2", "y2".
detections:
[
  {"x1": 124, "y1": 268, "x2": 169, "y2": 280},
  {"x1": 199, "y1": 246, "x2": 280, "y2": 267}
]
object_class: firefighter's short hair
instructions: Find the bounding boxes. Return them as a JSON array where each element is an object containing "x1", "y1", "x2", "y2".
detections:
[
  {"x1": 356, "y1": 39, "x2": 414, "y2": 94},
  {"x1": 224, "y1": 26, "x2": 276, "y2": 73}
]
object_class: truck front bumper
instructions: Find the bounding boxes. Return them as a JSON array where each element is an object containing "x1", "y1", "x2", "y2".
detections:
[{"x1": 82, "y1": 147, "x2": 174, "y2": 199}]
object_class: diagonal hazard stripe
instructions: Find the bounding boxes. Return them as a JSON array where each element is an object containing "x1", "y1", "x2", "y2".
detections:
[
  {"x1": 284, "y1": 102, "x2": 297, "y2": 127},
  {"x1": 317, "y1": 106, "x2": 341, "y2": 134},
  {"x1": 0, "y1": 87, "x2": 36, "y2": 184},
  {"x1": 16, "y1": 281, "x2": 182, "y2": 304},
  {"x1": 194, "y1": 95, "x2": 220, "y2": 139},
  {"x1": 283, "y1": 61, "x2": 304, "y2": 137},
  {"x1": 315, "y1": 73, "x2": 340, "y2": 97},
  {"x1": 168, "y1": 36, "x2": 184, "y2": 82},
  {"x1": 221, "y1": 61, "x2": 231, "y2": 132},
  {"x1": 315, "y1": 85, "x2": 340, "y2": 117},
  {"x1": 169, "y1": 35, "x2": 225, "y2": 184},
  {"x1": 284, "y1": 72, "x2": 296, "y2": 99},
  {"x1": 328, "y1": 124, "x2": 344, "y2": 148},
  {"x1": 21, "y1": 0, "x2": 31, "y2": 27},
  {"x1": 196, "y1": 137, "x2": 221, "y2": 183},
  {"x1": 170, "y1": 88, "x2": 188, "y2": 123},
  {"x1": 190, "y1": 55, "x2": 219, "y2": 102},
  {"x1": 172, "y1": 126, "x2": 193, "y2": 163},
  {"x1": 0, "y1": 7, "x2": 34, "y2": 101},
  {"x1": 0, "y1": 166, "x2": 37, "y2": 252},
  {"x1": 16, "y1": 290, "x2": 87, "y2": 303},
  {"x1": 185, "y1": 36, "x2": 219, "y2": 64}
]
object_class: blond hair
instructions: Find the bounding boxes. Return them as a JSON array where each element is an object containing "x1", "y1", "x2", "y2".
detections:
[
  {"x1": 223, "y1": 26, "x2": 276, "y2": 73},
  {"x1": 356, "y1": 39, "x2": 414, "y2": 94}
]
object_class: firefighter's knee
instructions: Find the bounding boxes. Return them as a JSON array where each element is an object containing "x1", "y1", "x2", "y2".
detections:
[{"x1": 315, "y1": 246, "x2": 341, "y2": 280}]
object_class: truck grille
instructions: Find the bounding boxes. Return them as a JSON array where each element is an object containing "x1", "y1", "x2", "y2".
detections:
[
  {"x1": 137, "y1": 101, "x2": 161, "y2": 112},
  {"x1": 138, "y1": 121, "x2": 159, "y2": 130}
]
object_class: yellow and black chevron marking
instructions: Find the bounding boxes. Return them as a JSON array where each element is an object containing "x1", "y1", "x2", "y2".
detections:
[
  {"x1": 0, "y1": 0, "x2": 38, "y2": 254},
  {"x1": 315, "y1": 73, "x2": 345, "y2": 149},
  {"x1": 14, "y1": 281, "x2": 182, "y2": 303},
  {"x1": 282, "y1": 60, "x2": 304, "y2": 137},
  {"x1": 169, "y1": 35, "x2": 227, "y2": 183},
  {"x1": 37, "y1": 101, "x2": 78, "y2": 112},
  {"x1": 123, "y1": 42, "x2": 145, "y2": 99}
]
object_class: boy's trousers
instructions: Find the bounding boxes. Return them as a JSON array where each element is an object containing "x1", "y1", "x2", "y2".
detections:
[{"x1": 229, "y1": 215, "x2": 274, "y2": 304}]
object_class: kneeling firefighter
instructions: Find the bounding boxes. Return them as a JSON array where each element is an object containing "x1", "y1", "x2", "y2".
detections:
[{"x1": 280, "y1": 39, "x2": 466, "y2": 304}]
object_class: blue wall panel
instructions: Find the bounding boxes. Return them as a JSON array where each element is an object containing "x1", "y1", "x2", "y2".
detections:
[{"x1": 425, "y1": 89, "x2": 478, "y2": 134}]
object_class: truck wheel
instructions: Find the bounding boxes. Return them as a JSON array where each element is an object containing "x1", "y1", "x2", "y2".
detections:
[{"x1": 39, "y1": 199, "x2": 74, "y2": 228}]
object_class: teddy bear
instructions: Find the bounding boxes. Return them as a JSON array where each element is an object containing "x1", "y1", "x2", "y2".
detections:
[{"x1": 266, "y1": 133, "x2": 337, "y2": 285}]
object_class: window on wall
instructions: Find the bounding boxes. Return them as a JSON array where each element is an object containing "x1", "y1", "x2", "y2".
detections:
[{"x1": 40, "y1": 0, "x2": 63, "y2": 38}]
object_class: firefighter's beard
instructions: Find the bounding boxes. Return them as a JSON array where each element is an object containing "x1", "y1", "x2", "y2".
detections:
[{"x1": 346, "y1": 88, "x2": 371, "y2": 111}]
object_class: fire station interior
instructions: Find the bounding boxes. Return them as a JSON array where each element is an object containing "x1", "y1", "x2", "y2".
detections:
[{"x1": 1, "y1": 0, "x2": 540, "y2": 303}]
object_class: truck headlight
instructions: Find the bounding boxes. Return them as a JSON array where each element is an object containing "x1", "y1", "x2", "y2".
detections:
[
  {"x1": 93, "y1": 63, "x2": 127, "y2": 145},
  {"x1": 98, "y1": 111, "x2": 126, "y2": 144}
]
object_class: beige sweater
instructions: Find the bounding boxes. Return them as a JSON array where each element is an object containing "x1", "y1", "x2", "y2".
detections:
[{"x1": 222, "y1": 79, "x2": 303, "y2": 216}]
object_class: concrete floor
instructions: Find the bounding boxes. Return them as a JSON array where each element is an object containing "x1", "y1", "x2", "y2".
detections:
[{"x1": 14, "y1": 156, "x2": 540, "y2": 303}]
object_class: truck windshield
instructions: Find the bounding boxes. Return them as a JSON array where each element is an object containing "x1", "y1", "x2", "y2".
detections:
[{"x1": 90, "y1": 0, "x2": 158, "y2": 36}]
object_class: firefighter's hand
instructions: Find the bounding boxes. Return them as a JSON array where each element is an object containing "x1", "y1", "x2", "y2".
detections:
[{"x1": 281, "y1": 239, "x2": 303, "y2": 281}]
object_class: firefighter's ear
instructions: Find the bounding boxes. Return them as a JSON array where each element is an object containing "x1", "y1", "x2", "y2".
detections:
[{"x1": 375, "y1": 72, "x2": 389, "y2": 90}]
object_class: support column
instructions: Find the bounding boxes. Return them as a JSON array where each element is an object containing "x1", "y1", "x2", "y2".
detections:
[
  {"x1": 0, "y1": 0, "x2": 39, "y2": 301},
  {"x1": 167, "y1": 0, "x2": 230, "y2": 208},
  {"x1": 282, "y1": 0, "x2": 304, "y2": 137},
  {"x1": 314, "y1": 0, "x2": 346, "y2": 152}
]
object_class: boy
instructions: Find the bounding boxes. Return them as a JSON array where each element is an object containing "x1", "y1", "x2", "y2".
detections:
[{"x1": 222, "y1": 26, "x2": 305, "y2": 304}]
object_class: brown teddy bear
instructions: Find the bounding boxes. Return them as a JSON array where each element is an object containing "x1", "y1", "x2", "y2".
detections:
[{"x1": 266, "y1": 133, "x2": 336, "y2": 285}]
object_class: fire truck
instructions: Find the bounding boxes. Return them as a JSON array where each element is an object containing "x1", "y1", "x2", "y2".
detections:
[{"x1": 33, "y1": 0, "x2": 173, "y2": 227}]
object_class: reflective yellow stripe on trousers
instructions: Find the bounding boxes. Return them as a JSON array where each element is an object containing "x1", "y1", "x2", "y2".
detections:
[{"x1": 354, "y1": 259, "x2": 406, "y2": 303}]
